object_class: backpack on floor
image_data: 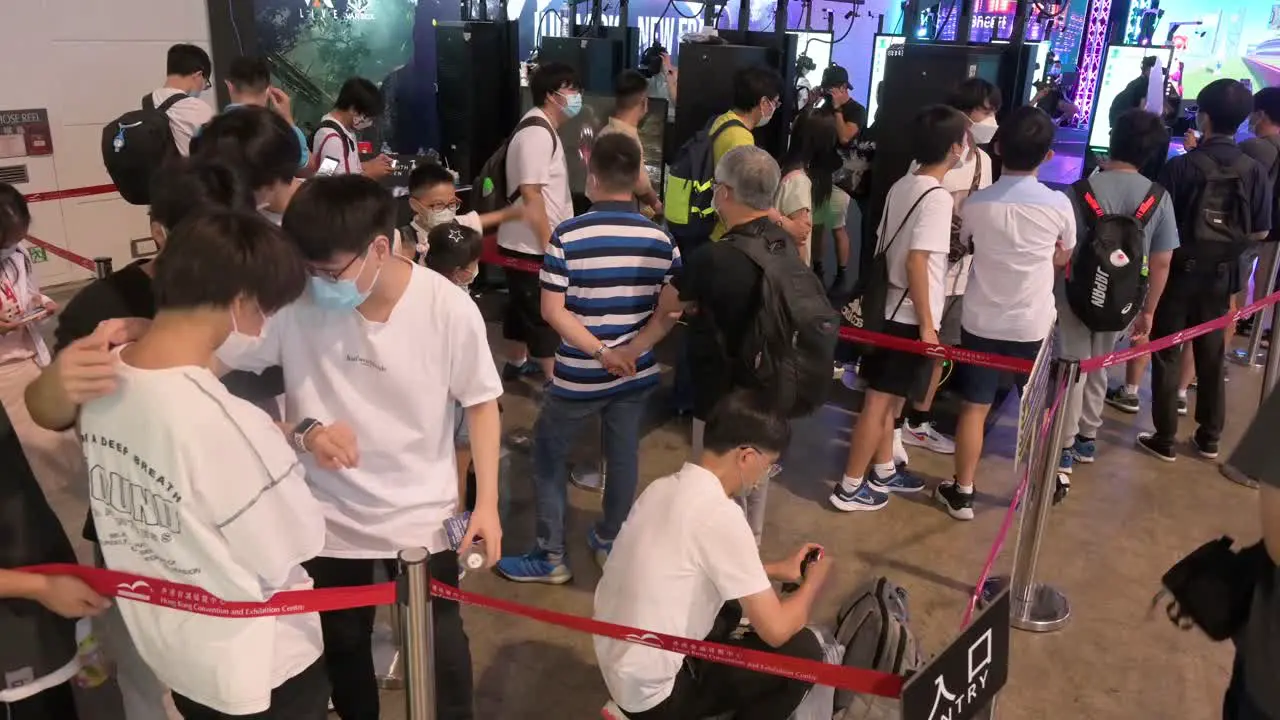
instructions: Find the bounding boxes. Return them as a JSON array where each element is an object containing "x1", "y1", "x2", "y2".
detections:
[
  {"x1": 101, "y1": 94, "x2": 185, "y2": 205},
  {"x1": 472, "y1": 116, "x2": 558, "y2": 215},
  {"x1": 1065, "y1": 178, "x2": 1164, "y2": 332},
  {"x1": 728, "y1": 220, "x2": 840, "y2": 418},
  {"x1": 664, "y1": 116, "x2": 745, "y2": 251},
  {"x1": 832, "y1": 576, "x2": 924, "y2": 720},
  {"x1": 1183, "y1": 151, "x2": 1255, "y2": 259}
]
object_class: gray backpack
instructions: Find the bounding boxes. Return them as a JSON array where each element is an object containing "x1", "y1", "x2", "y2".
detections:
[{"x1": 831, "y1": 576, "x2": 923, "y2": 720}]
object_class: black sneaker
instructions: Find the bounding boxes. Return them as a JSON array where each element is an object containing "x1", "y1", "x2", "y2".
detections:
[
  {"x1": 502, "y1": 359, "x2": 543, "y2": 382},
  {"x1": 933, "y1": 480, "x2": 975, "y2": 521},
  {"x1": 1136, "y1": 432, "x2": 1176, "y2": 462},
  {"x1": 1177, "y1": 397, "x2": 1189, "y2": 416},
  {"x1": 1191, "y1": 432, "x2": 1220, "y2": 460},
  {"x1": 1105, "y1": 386, "x2": 1140, "y2": 414}
]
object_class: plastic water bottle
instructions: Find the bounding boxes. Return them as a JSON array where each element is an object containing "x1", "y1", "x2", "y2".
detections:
[
  {"x1": 73, "y1": 619, "x2": 112, "y2": 689},
  {"x1": 461, "y1": 542, "x2": 486, "y2": 572}
]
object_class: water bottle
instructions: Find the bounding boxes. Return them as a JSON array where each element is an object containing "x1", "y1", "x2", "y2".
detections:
[
  {"x1": 461, "y1": 542, "x2": 486, "y2": 571},
  {"x1": 73, "y1": 619, "x2": 112, "y2": 689}
]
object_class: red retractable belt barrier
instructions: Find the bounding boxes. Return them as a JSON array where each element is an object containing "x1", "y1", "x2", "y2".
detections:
[
  {"x1": 19, "y1": 563, "x2": 906, "y2": 698},
  {"x1": 24, "y1": 235, "x2": 97, "y2": 273},
  {"x1": 479, "y1": 234, "x2": 543, "y2": 274},
  {"x1": 23, "y1": 184, "x2": 120, "y2": 204}
]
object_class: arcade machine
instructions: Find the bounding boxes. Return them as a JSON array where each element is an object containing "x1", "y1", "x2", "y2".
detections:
[{"x1": 1080, "y1": 44, "x2": 1174, "y2": 177}]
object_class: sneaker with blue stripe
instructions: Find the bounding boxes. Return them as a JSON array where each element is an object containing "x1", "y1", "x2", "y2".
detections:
[
  {"x1": 829, "y1": 479, "x2": 890, "y2": 512},
  {"x1": 587, "y1": 527, "x2": 613, "y2": 570},
  {"x1": 1058, "y1": 449, "x2": 1074, "y2": 474},
  {"x1": 495, "y1": 549, "x2": 573, "y2": 585},
  {"x1": 1070, "y1": 435, "x2": 1096, "y2": 463},
  {"x1": 869, "y1": 468, "x2": 926, "y2": 494}
]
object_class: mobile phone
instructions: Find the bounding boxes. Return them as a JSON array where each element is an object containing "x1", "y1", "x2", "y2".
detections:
[
  {"x1": 316, "y1": 156, "x2": 340, "y2": 176},
  {"x1": 780, "y1": 548, "x2": 824, "y2": 594},
  {"x1": 17, "y1": 307, "x2": 47, "y2": 323}
]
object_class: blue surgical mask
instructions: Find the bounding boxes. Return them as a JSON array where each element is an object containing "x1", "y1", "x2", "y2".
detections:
[
  {"x1": 308, "y1": 252, "x2": 382, "y2": 312},
  {"x1": 559, "y1": 91, "x2": 583, "y2": 119}
]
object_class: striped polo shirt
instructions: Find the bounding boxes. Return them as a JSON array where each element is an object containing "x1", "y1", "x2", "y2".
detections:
[{"x1": 540, "y1": 200, "x2": 682, "y2": 400}]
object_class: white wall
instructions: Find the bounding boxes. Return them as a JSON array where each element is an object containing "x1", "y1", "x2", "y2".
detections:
[{"x1": 0, "y1": 0, "x2": 212, "y2": 287}]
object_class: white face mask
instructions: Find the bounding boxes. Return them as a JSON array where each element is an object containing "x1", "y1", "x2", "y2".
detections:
[
  {"x1": 970, "y1": 115, "x2": 999, "y2": 145},
  {"x1": 758, "y1": 100, "x2": 776, "y2": 127},
  {"x1": 455, "y1": 268, "x2": 479, "y2": 289},
  {"x1": 425, "y1": 208, "x2": 457, "y2": 229},
  {"x1": 353, "y1": 115, "x2": 374, "y2": 131},
  {"x1": 216, "y1": 307, "x2": 267, "y2": 367}
]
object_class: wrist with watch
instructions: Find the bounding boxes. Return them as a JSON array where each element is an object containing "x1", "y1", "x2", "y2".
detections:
[
  {"x1": 592, "y1": 344, "x2": 609, "y2": 361},
  {"x1": 290, "y1": 418, "x2": 323, "y2": 454}
]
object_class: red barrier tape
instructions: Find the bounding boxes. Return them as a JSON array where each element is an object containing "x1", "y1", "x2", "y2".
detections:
[
  {"x1": 23, "y1": 184, "x2": 119, "y2": 204},
  {"x1": 838, "y1": 326, "x2": 1035, "y2": 373},
  {"x1": 479, "y1": 234, "x2": 543, "y2": 274},
  {"x1": 25, "y1": 234, "x2": 96, "y2": 273},
  {"x1": 20, "y1": 563, "x2": 905, "y2": 698}
]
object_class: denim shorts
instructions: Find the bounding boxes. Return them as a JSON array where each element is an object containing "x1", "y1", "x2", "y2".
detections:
[{"x1": 954, "y1": 329, "x2": 1042, "y2": 405}]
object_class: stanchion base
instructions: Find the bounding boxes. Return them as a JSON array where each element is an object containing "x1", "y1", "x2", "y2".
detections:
[
  {"x1": 570, "y1": 467, "x2": 606, "y2": 493},
  {"x1": 980, "y1": 576, "x2": 1070, "y2": 633},
  {"x1": 372, "y1": 622, "x2": 403, "y2": 690},
  {"x1": 1219, "y1": 462, "x2": 1261, "y2": 490}
]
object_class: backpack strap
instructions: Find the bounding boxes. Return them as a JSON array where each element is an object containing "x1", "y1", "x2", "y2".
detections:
[
  {"x1": 1187, "y1": 149, "x2": 1222, "y2": 177},
  {"x1": 155, "y1": 94, "x2": 186, "y2": 113},
  {"x1": 1132, "y1": 183, "x2": 1166, "y2": 228},
  {"x1": 1071, "y1": 178, "x2": 1104, "y2": 231},
  {"x1": 505, "y1": 116, "x2": 560, "y2": 203},
  {"x1": 315, "y1": 119, "x2": 355, "y2": 173},
  {"x1": 141, "y1": 94, "x2": 156, "y2": 112},
  {"x1": 879, "y1": 185, "x2": 946, "y2": 258},
  {"x1": 968, "y1": 149, "x2": 983, "y2": 193},
  {"x1": 708, "y1": 116, "x2": 747, "y2": 144}
]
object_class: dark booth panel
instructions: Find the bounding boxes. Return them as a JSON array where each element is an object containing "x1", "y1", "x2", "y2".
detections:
[
  {"x1": 537, "y1": 29, "x2": 640, "y2": 95},
  {"x1": 671, "y1": 43, "x2": 774, "y2": 157},
  {"x1": 436, "y1": 20, "x2": 522, "y2": 184}
]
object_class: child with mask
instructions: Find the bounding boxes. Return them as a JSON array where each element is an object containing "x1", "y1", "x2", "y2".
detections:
[{"x1": 397, "y1": 163, "x2": 522, "y2": 263}]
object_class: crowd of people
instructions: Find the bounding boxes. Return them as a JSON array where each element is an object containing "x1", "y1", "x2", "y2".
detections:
[{"x1": 0, "y1": 39, "x2": 1278, "y2": 720}]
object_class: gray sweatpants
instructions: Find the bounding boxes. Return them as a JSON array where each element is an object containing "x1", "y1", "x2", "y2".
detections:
[
  {"x1": 1055, "y1": 297, "x2": 1127, "y2": 445},
  {"x1": 692, "y1": 418, "x2": 767, "y2": 546}
]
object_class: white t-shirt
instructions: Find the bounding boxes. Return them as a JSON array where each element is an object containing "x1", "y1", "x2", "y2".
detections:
[
  {"x1": 151, "y1": 88, "x2": 214, "y2": 158},
  {"x1": 496, "y1": 108, "x2": 572, "y2": 256},
  {"x1": 775, "y1": 170, "x2": 813, "y2": 265},
  {"x1": 403, "y1": 211, "x2": 484, "y2": 260},
  {"x1": 81, "y1": 355, "x2": 325, "y2": 715},
  {"x1": 217, "y1": 262, "x2": 504, "y2": 557},
  {"x1": 909, "y1": 145, "x2": 992, "y2": 296},
  {"x1": 593, "y1": 464, "x2": 771, "y2": 713},
  {"x1": 312, "y1": 112, "x2": 362, "y2": 175},
  {"x1": 960, "y1": 175, "x2": 1076, "y2": 342},
  {"x1": 878, "y1": 174, "x2": 953, "y2": 330}
]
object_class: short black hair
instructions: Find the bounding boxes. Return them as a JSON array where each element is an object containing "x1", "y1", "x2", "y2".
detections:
[
  {"x1": 614, "y1": 69, "x2": 649, "y2": 113},
  {"x1": 947, "y1": 78, "x2": 1002, "y2": 115},
  {"x1": 839, "y1": 99, "x2": 867, "y2": 129},
  {"x1": 226, "y1": 56, "x2": 271, "y2": 93},
  {"x1": 732, "y1": 66, "x2": 783, "y2": 112},
  {"x1": 282, "y1": 175, "x2": 396, "y2": 262},
  {"x1": 589, "y1": 132, "x2": 643, "y2": 194},
  {"x1": 192, "y1": 106, "x2": 300, "y2": 190},
  {"x1": 407, "y1": 162, "x2": 456, "y2": 197},
  {"x1": 166, "y1": 43, "x2": 211, "y2": 78},
  {"x1": 423, "y1": 222, "x2": 483, "y2": 277},
  {"x1": 149, "y1": 159, "x2": 255, "y2": 231},
  {"x1": 997, "y1": 106, "x2": 1056, "y2": 172},
  {"x1": 1256, "y1": 87, "x2": 1280, "y2": 125},
  {"x1": 531, "y1": 62, "x2": 580, "y2": 107},
  {"x1": 153, "y1": 209, "x2": 306, "y2": 314},
  {"x1": 0, "y1": 183, "x2": 31, "y2": 248},
  {"x1": 702, "y1": 390, "x2": 792, "y2": 455},
  {"x1": 1141, "y1": 56, "x2": 1158, "y2": 72},
  {"x1": 1197, "y1": 79, "x2": 1254, "y2": 136},
  {"x1": 911, "y1": 105, "x2": 968, "y2": 166},
  {"x1": 1109, "y1": 109, "x2": 1169, "y2": 168},
  {"x1": 334, "y1": 77, "x2": 384, "y2": 117}
]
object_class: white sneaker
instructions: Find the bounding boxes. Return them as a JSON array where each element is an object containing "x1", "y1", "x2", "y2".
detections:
[
  {"x1": 892, "y1": 428, "x2": 909, "y2": 467},
  {"x1": 903, "y1": 421, "x2": 956, "y2": 455}
]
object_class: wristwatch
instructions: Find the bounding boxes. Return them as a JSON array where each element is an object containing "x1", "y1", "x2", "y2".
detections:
[
  {"x1": 291, "y1": 418, "x2": 322, "y2": 454},
  {"x1": 592, "y1": 344, "x2": 608, "y2": 361}
]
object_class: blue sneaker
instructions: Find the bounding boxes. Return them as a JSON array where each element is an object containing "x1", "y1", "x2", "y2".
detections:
[
  {"x1": 829, "y1": 479, "x2": 890, "y2": 512},
  {"x1": 587, "y1": 527, "x2": 613, "y2": 569},
  {"x1": 501, "y1": 359, "x2": 543, "y2": 382},
  {"x1": 869, "y1": 468, "x2": 926, "y2": 494},
  {"x1": 1058, "y1": 449, "x2": 1074, "y2": 474},
  {"x1": 495, "y1": 550, "x2": 572, "y2": 585},
  {"x1": 1070, "y1": 435, "x2": 1096, "y2": 464}
]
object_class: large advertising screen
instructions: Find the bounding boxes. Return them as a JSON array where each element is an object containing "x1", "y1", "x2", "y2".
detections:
[{"x1": 1087, "y1": 44, "x2": 1175, "y2": 150}]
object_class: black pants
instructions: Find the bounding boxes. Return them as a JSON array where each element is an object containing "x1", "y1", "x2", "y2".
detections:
[
  {"x1": 303, "y1": 553, "x2": 473, "y2": 720},
  {"x1": 1223, "y1": 653, "x2": 1271, "y2": 720},
  {"x1": 627, "y1": 603, "x2": 822, "y2": 720},
  {"x1": 1150, "y1": 263, "x2": 1232, "y2": 448},
  {"x1": 171, "y1": 658, "x2": 329, "y2": 719},
  {"x1": 0, "y1": 681, "x2": 78, "y2": 720}
]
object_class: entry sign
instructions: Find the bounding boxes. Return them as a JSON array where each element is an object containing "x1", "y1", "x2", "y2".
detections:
[{"x1": 901, "y1": 588, "x2": 1010, "y2": 720}]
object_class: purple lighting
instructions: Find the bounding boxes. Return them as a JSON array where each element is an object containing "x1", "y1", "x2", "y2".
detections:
[{"x1": 1070, "y1": 0, "x2": 1111, "y2": 127}]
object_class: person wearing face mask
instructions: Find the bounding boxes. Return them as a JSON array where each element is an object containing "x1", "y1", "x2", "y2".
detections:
[
  {"x1": 312, "y1": 77, "x2": 392, "y2": 178},
  {"x1": 829, "y1": 106, "x2": 963, "y2": 513},
  {"x1": 600, "y1": 69, "x2": 663, "y2": 216},
  {"x1": 947, "y1": 78, "x2": 1002, "y2": 169},
  {"x1": 397, "y1": 163, "x2": 521, "y2": 263},
  {"x1": 495, "y1": 133, "x2": 681, "y2": 585},
  {"x1": 594, "y1": 390, "x2": 829, "y2": 720},
  {"x1": 149, "y1": 43, "x2": 215, "y2": 157},
  {"x1": 217, "y1": 55, "x2": 310, "y2": 171},
  {"x1": 216, "y1": 175, "x2": 503, "y2": 720},
  {"x1": 74, "y1": 209, "x2": 330, "y2": 720},
  {"x1": 1234, "y1": 88, "x2": 1280, "y2": 332},
  {"x1": 707, "y1": 66, "x2": 784, "y2": 242}
]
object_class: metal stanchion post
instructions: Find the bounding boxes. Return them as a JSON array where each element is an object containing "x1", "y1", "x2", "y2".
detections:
[
  {"x1": 981, "y1": 360, "x2": 1075, "y2": 633},
  {"x1": 399, "y1": 547, "x2": 437, "y2": 720},
  {"x1": 1220, "y1": 318, "x2": 1280, "y2": 489},
  {"x1": 374, "y1": 601, "x2": 404, "y2": 689},
  {"x1": 569, "y1": 421, "x2": 607, "y2": 493},
  {"x1": 93, "y1": 257, "x2": 113, "y2": 280},
  {"x1": 1236, "y1": 243, "x2": 1279, "y2": 367}
]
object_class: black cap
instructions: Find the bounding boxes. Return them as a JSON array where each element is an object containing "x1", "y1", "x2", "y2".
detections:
[{"x1": 821, "y1": 65, "x2": 850, "y2": 89}]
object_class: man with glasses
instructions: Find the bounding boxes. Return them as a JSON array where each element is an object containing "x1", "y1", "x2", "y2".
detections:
[
  {"x1": 214, "y1": 175, "x2": 504, "y2": 720},
  {"x1": 595, "y1": 390, "x2": 829, "y2": 720},
  {"x1": 708, "y1": 66, "x2": 784, "y2": 242},
  {"x1": 151, "y1": 43, "x2": 215, "y2": 157}
]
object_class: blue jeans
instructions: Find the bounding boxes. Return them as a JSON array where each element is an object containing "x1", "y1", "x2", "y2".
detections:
[{"x1": 533, "y1": 385, "x2": 652, "y2": 556}]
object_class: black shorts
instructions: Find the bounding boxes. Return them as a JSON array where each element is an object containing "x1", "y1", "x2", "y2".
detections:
[
  {"x1": 500, "y1": 248, "x2": 559, "y2": 359},
  {"x1": 860, "y1": 321, "x2": 937, "y2": 403},
  {"x1": 953, "y1": 329, "x2": 1042, "y2": 405}
]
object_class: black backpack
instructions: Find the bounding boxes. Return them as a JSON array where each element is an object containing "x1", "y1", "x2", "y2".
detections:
[
  {"x1": 472, "y1": 116, "x2": 558, "y2": 215},
  {"x1": 1183, "y1": 151, "x2": 1255, "y2": 258},
  {"x1": 664, "y1": 116, "x2": 746, "y2": 251},
  {"x1": 1065, "y1": 178, "x2": 1164, "y2": 332},
  {"x1": 728, "y1": 220, "x2": 840, "y2": 418},
  {"x1": 101, "y1": 94, "x2": 185, "y2": 205}
]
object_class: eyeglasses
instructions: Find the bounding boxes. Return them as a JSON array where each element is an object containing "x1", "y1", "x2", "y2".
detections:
[
  {"x1": 308, "y1": 243, "x2": 372, "y2": 281},
  {"x1": 765, "y1": 463, "x2": 783, "y2": 480},
  {"x1": 416, "y1": 199, "x2": 461, "y2": 214}
]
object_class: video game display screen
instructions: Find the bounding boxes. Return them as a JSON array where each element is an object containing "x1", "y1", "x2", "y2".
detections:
[{"x1": 1087, "y1": 44, "x2": 1175, "y2": 150}]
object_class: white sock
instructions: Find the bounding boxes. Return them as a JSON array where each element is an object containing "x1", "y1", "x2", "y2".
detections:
[
  {"x1": 1123, "y1": 384, "x2": 1139, "y2": 395},
  {"x1": 893, "y1": 427, "x2": 903, "y2": 442},
  {"x1": 511, "y1": 355, "x2": 528, "y2": 366},
  {"x1": 840, "y1": 475, "x2": 863, "y2": 493},
  {"x1": 873, "y1": 462, "x2": 897, "y2": 480},
  {"x1": 954, "y1": 483, "x2": 974, "y2": 495}
]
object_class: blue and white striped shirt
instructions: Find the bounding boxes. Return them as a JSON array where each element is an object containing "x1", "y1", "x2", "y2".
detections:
[{"x1": 540, "y1": 201, "x2": 682, "y2": 400}]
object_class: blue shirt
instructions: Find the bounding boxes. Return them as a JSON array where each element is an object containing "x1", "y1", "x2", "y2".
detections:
[{"x1": 540, "y1": 201, "x2": 682, "y2": 400}]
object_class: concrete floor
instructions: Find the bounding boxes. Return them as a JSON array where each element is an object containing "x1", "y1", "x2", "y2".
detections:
[{"x1": 33, "y1": 282, "x2": 1263, "y2": 720}]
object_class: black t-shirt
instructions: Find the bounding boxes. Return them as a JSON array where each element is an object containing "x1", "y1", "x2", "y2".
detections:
[
  {"x1": 1240, "y1": 135, "x2": 1280, "y2": 243},
  {"x1": 671, "y1": 222, "x2": 766, "y2": 419},
  {"x1": 1108, "y1": 76, "x2": 1148, "y2": 126}
]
